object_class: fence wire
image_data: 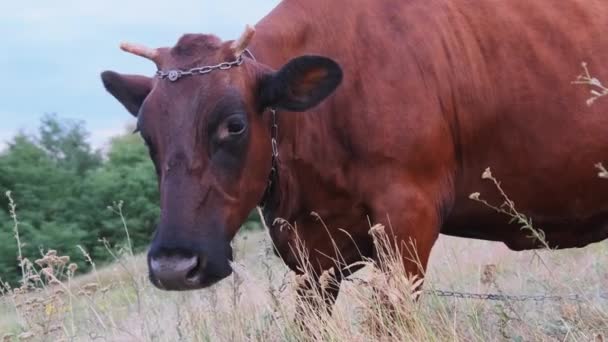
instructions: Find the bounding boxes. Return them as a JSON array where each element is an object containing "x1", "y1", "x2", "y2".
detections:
[{"x1": 426, "y1": 289, "x2": 608, "y2": 302}]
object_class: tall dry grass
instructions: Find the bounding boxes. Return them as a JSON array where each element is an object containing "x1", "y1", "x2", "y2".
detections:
[{"x1": 1, "y1": 183, "x2": 607, "y2": 341}]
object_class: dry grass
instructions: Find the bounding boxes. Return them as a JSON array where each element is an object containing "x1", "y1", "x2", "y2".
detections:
[{"x1": 1, "y1": 219, "x2": 607, "y2": 341}]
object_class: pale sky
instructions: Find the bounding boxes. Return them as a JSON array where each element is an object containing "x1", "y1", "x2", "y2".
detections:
[{"x1": 0, "y1": 0, "x2": 280, "y2": 151}]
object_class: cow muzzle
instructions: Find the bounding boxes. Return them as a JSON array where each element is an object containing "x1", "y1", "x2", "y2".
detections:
[{"x1": 147, "y1": 242, "x2": 233, "y2": 290}]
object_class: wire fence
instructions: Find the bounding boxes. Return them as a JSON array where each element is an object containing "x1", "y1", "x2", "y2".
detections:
[{"x1": 426, "y1": 289, "x2": 608, "y2": 302}]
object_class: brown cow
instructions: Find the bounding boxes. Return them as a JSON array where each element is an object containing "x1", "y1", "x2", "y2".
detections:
[{"x1": 101, "y1": 0, "x2": 608, "y2": 303}]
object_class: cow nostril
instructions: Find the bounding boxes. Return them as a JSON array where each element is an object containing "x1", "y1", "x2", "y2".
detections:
[
  {"x1": 185, "y1": 258, "x2": 200, "y2": 282},
  {"x1": 184, "y1": 255, "x2": 209, "y2": 285}
]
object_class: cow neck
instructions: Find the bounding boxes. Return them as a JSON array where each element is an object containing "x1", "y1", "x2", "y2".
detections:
[
  {"x1": 252, "y1": 4, "x2": 312, "y2": 227},
  {"x1": 258, "y1": 107, "x2": 280, "y2": 222}
]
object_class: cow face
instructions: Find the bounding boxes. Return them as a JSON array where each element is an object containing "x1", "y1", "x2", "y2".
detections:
[{"x1": 100, "y1": 31, "x2": 342, "y2": 290}]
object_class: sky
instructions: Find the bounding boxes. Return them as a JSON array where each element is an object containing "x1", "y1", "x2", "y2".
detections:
[{"x1": 0, "y1": 0, "x2": 280, "y2": 151}]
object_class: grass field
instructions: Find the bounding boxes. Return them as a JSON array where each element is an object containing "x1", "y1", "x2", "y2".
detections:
[{"x1": 1, "y1": 224, "x2": 607, "y2": 341}]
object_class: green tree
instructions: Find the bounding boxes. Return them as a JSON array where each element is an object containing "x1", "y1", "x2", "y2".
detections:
[
  {"x1": 0, "y1": 208, "x2": 18, "y2": 284},
  {"x1": 80, "y1": 133, "x2": 159, "y2": 258},
  {"x1": 0, "y1": 125, "x2": 94, "y2": 285},
  {"x1": 38, "y1": 114, "x2": 102, "y2": 175}
]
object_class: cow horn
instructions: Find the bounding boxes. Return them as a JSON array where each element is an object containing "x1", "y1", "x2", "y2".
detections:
[
  {"x1": 120, "y1": 42, "x2": 159, "y2": 62},
  {"x1": 231, "y1": 25, "x2": 256, "y2": 57}
]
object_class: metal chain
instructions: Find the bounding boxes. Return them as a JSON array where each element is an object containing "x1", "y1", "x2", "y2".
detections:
[
  {"x1": 270, "y1": 108, "x2": 279, "y2": 158},
  {"x1": 426, "y1": 289, "x2": 608, "y2": 302},
  {"x1": 155, "y1": 49, "x2": 254, "y2": 82},
  {"x1": 259, "y1": 107, "x2": 279, "y2": 209},
  {"x1": 346, "y1": 276, "x2": 607, "y2": 303}
]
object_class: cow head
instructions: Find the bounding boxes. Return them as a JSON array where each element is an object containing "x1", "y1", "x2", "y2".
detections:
[{"x1": 100, "y1": 27, "x2": 342, "y2": 290}]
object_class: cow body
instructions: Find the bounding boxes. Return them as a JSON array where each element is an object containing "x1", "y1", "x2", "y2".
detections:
[
  {"x1": 102, "y1": 0, "x2": 608, "y2": 294},
  {"x1": 251, "y1": 0, "x2": 608, "y2": 272}
]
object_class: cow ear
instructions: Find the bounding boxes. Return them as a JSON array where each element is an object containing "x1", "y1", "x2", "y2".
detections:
[
  {"x1": 101, "y1": 71, "x2": 152, "y2": 117},
  {"x1": 259, "y1": 56, "x2": 343, "y2": 112}
]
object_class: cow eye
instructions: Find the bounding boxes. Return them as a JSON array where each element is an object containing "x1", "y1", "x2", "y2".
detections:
[
  {"x1": 227, "y1": 115, "x2": 246, "y2": 135},
  {"x1": 218, "y1": 114, "x2": 247, "y2": 139}
]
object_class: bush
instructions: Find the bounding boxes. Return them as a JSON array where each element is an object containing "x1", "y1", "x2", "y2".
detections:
[{"x1": 0, "y1": 115, "x2": 157, "y2": 285}]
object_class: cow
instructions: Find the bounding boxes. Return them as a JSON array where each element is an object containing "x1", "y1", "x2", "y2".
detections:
[{"x1": 101, "y1": 0, "x2": 608, "y2": 306}]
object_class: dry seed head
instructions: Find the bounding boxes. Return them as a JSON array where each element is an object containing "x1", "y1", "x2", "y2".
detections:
[
  {"x1": 43, "y1": 296, "x2": 57, "y2": 305},
  {"x1": 469, "y1": 192, "x2": 481, "y2": 200},
  {"x1": 83, "y1": 283, "x2": 99, "y2": 292},
  {"x1": 17, "y1": 331, "x2": 34, "y2": 340},
  {"x1": 294, "y1": 274, "x2": 309, "y2": 288},
  {"x1": 49, "y1": 279, "x2": 61, "y2": 286},
  {"x1": 49, "y1": 325, "x2": 62, "y2": 333},
  {"x1": 41, "y1": 267, "x2": 54, "y2": 277},
  {"x1": 369, "y1": 224, "x2": 386, "y2": 236},
  {"x1": 35, "y1": 258, "x2": 46, "y2": 267},
  {"x1": 68, "y1": 263, "x2": 78, "y2": 273},
  {"x1": 20, "y1": 257, "x2": 30, "y2": 265},
  {"x1": 319, "y1": 270, "x2": 333, "y2": 290},
  {"x1": 46, "y1": 250, "x2": 57, "y2": 257},
  {"x1": 560, "y1": 303, "x2": 578, "y2": 322},
  {"x1": 27, "y1": 274, "x2": 41, "y2": 282},
  {"x1": 482, "y1": 167, "x2": 493, "y2": 179},
  {"x1": 58, "y1": 256, "x2": 70, "y2": 265},
  {"x1": 480, "y1": 264, "x2": 497, "y2": 285},
  {"x1": 48, "y1": 256, "x2": 60, "y2": 266},
  {"x1": 595, "y1": 163, "x2": 608, "y2": 179}
]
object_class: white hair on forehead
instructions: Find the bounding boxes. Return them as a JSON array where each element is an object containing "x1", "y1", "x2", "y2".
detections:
[{"x1": 231, "y1": 25, "x2": 256, "y2": 57}]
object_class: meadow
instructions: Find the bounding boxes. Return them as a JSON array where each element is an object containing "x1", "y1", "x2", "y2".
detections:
[{"x1": 1, "y1": 210, "x2": 607, "y2": 341}]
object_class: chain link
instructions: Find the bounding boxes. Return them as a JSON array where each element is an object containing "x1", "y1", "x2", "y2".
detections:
[
  {"x1": 155, "y1": 49, "x2": 254, "y2": 82},
  {"x1": 426, "y1": 289, "x2": 608, "y2": 302},
  {"x1": 270, "y1": 108, "x2": 279, "y2": 158},
  {"x1": 259, "y1": 107, "x2": 280, "y2": 209}
]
